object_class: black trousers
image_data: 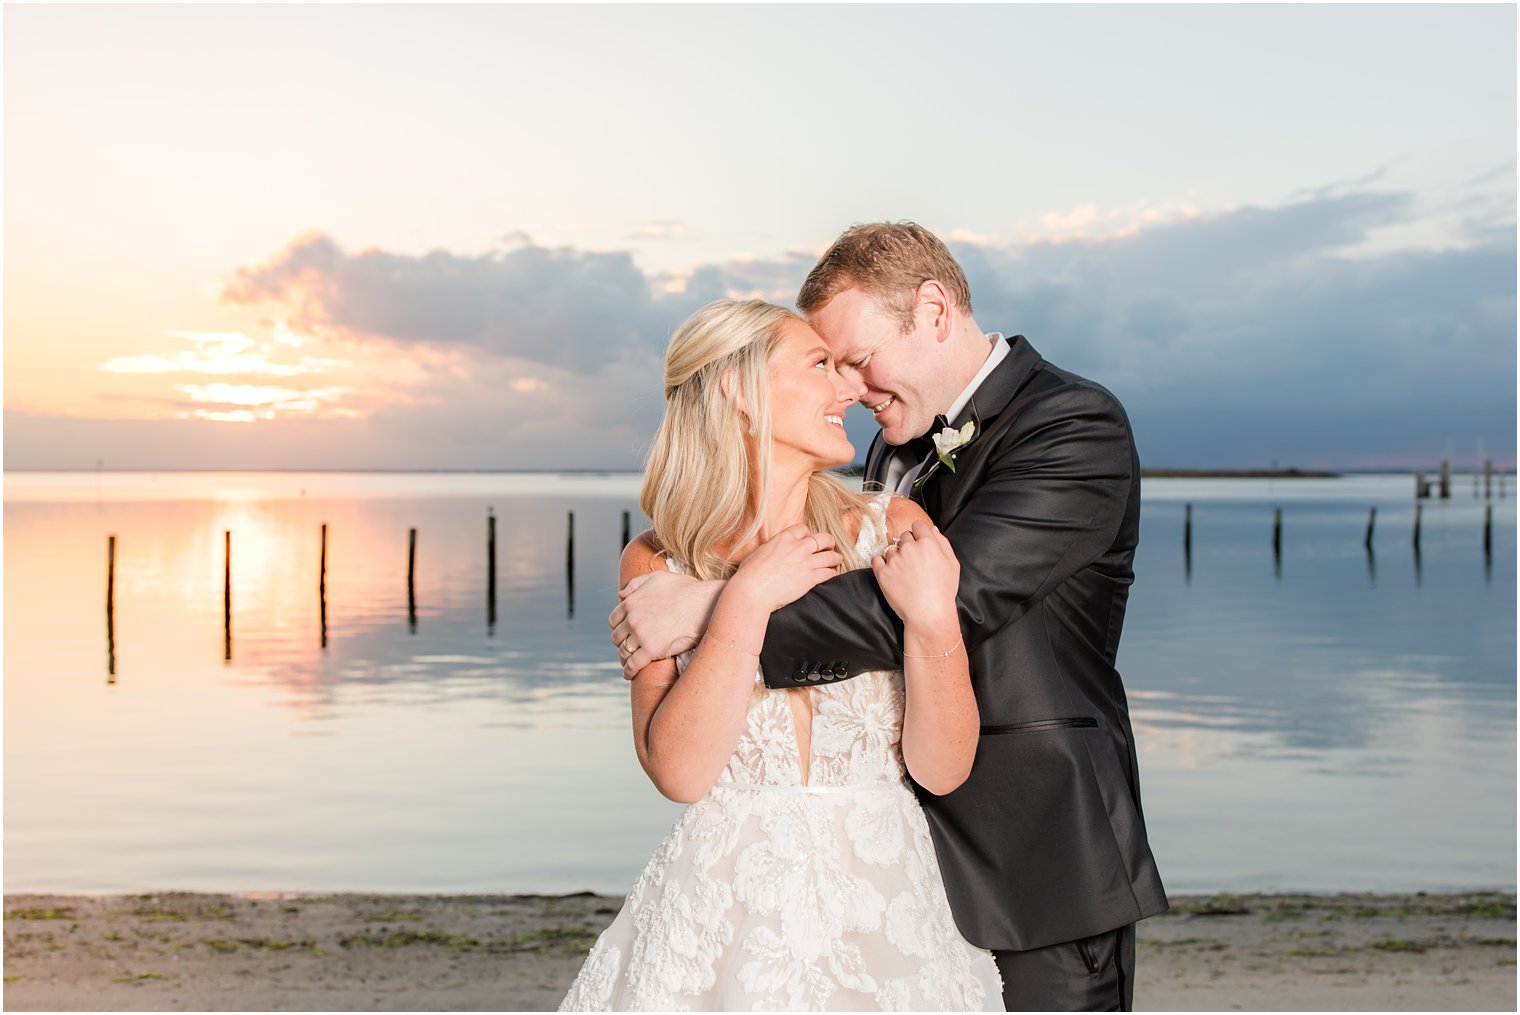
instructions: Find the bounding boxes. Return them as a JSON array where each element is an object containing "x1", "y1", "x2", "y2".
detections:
[{"x1": 992, "y1": 923, "x2": 1135, "y2": 1011}]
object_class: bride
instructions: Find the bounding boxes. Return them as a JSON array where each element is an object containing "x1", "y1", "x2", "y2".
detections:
[{"x1": 559, "y1": 299, "x2": 1004, "y2": 1011}]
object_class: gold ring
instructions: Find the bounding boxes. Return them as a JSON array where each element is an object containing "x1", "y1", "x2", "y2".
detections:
[
  {"x1": 622, "y1": 636, "x2": 636, "y2": 654},
  {"x1": 810, "y1": 534, "x2": 823, "y2": 553}
]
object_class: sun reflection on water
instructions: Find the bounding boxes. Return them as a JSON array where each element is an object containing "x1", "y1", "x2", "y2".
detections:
[{"x1": 3, "y1": 473, "x2": 1513, "y2": 895}]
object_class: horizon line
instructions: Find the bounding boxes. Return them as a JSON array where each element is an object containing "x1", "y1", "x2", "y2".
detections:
[{"x1": 5, "y1": 465, "x2": 1514, "y2": 476}]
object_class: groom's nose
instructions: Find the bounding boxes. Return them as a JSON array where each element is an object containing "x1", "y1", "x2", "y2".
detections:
[{"x1": 834, "y1": 361, "x2": 865, "y2": 392}]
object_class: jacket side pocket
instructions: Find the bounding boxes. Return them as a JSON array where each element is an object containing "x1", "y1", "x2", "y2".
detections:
[{"x1": 980, "y1": 716, "x2": 1100, "y2": 735}]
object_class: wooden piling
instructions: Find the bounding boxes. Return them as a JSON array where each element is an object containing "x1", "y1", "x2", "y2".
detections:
[
  {"x1": 1413, "y1": 503, "x2": 1422, "y2": 550},
  {"x1": 1439, "y1": 459, "x2": 1451, "y2": 499},
  {"x1": 319, "y1": 523, "x2": 328, "y2": 650},
  {"x1": 1484, "y1": 504, "x2": 1493, "y2": 557},
  {"x1": 1271, "y1": 507, "x2": 1283, "y2": 580},
  {"x1": 487, "y1": 511, "x2": 497, "y2": 633},
  {"x1": 1364, "y1": 507, "x2": 1376, "y2": 551},
  {"x1": 621, "y1": 510, "x2": 631, "y2": 548},
  {"x1": 1182, "y1": 503, "x2": 1192, "y2": 581},
  {"x1": 223, "y1": 530, "x2": 232, "y2": 662},
  {"x1": 407, "y1": 527, "x2": 417, "y2": 632},
  {"x1": 1414, "y1": 470, "x2": 1429, "y2": 500},
  {"x1": 106, "y1": 535, "x2": 117, "y2": 680},
  {"x1": 566, "y1": 511, "x2": 576, "y2": 617},
  {"x1": 1484, "y1": 460, "x2": 1493, "y2": 499}
]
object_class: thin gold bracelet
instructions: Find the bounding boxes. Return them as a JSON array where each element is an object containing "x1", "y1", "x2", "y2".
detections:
[
  {"x1": 705, "y1": 634, "x2": 761, "y2": 656},
  {"x1": 903, "y1": 639, "x2": 963, "y2": 659}
]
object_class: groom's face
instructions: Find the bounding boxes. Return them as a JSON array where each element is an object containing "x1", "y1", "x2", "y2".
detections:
[{"x1": 808, "y1": 286, "x2": 939, "y2": 446}]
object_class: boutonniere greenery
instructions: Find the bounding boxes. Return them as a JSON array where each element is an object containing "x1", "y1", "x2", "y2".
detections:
[{"x1": 912, "y1": 405, "x2": 981, "y2": 492}]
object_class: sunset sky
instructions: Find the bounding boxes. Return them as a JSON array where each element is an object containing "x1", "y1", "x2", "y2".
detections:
[{"x1": 5, "y1": 4, "x2": 1515, "y2": 471}]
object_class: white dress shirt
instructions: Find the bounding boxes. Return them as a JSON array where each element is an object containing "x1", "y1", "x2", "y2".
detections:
[{"x1": 887, "y1": 333, "x2": 1009, "y2": 494}]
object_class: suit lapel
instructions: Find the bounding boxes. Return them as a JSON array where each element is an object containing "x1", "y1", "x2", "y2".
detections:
[
  {"x1": 916, "y1": 335, "x2": 1045, "y2": 517},
  {"x1": 863, "y1": 431, "x2": 892, "y2": 490},
  {"x1": 951, "y1": 334, "x2": 1043, "y2": 430},
  {"x1": 863, "y1": 335, "x2": 1046, "y2": 506}
]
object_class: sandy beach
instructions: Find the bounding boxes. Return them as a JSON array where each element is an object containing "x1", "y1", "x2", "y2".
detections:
[{"x1": 4, "y1": 891, "x2": 1514, "y2": 1011}]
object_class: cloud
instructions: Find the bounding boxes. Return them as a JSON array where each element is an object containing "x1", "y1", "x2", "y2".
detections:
[
  {"x1": 628, "y1": 220, "x2": 688, "y2": 241},
  {"x1": 953, "y1": 188, "x2": 1515, "y2": 468},
  {"x1": 15, "y1": 175, "x2": 1515, "y2": 470},
  {"x1": 1003, "y1": 200, "x2": 1209, "y2": 246},
  {"x1": 221, "y1": 234, "x2": 684, "y2": 373},
  {"x1": 172, "y1": 383, "x2": 354, "y2": 420},
  {"x1": 101, "y1": 330, "x2": 348, "y2": 378},
  {"x1": 1292, "y1": 167, "x2": 1389, "y2": 202},
  {"x1": 1463, "y1": 160, "x2": 1516, "y2": 190}
]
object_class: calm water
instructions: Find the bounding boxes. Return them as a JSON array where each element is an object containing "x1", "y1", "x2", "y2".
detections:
[{"x1": 4, "y1": 471, "x2": 1515, "y2": 895}]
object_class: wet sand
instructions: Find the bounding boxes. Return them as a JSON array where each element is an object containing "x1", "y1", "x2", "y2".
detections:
[{"x1": 4, "y1": 891, "x2": 1514, "y2": 1011}]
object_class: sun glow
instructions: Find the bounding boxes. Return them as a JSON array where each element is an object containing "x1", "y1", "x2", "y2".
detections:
[
  {"x1": 179, "y1": 383, "x2": 305, "y2": 406},
  {"x1": 91, "y1": 327, "x2": 364, "y2": 422},
  {"x1": 101, "y1": 329, "x2": 349, "y2": 378},
  {"x1": 172, "y1": 383, "x2": 353, "y2": 422}
]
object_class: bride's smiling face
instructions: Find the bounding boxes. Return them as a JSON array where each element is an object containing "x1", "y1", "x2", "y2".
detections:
[{"x1": 765, "y1": 318, "x2": 858, "y2": 470}]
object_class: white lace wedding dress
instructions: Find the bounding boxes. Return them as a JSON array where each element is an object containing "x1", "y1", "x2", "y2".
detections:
[{"x1": 559, "y1": 495, "x2": 1004, "y2": 1012}]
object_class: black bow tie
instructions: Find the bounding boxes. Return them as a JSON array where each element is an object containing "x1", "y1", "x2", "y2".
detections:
[{"x1": 903, "y1": 415, "x2": 952, "y2": 462}]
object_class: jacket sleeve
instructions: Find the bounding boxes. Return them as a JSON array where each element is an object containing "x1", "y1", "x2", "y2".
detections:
[{"x1": 757, "y1": 382, "x2": 1134, "y2": 684}]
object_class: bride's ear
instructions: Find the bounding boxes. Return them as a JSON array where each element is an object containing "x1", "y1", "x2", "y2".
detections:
[{"x1": 718, "y1": 369, "x2": 754, "y2": 432}]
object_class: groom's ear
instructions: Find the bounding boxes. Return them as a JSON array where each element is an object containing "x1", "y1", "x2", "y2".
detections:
[{"x1": 915, "y1": 280, "x2": 953, "y2": 344}]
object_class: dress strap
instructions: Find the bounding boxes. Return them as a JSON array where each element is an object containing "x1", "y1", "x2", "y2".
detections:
[{"x1": 855, "y1": 492, "x2": 896, "y2": 558}]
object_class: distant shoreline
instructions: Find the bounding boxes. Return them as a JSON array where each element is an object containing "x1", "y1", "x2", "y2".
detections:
[
  {"x1": 1139, "y1": 467, "x2": 1339, "y2": 479},
  {"x1": 8, "y1": 466, "x2": 1510, "y2": 478}
]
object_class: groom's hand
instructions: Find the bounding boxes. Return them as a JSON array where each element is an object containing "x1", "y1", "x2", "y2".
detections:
[{"x1": 610, "y1": 572, "x2": 724, "y2": 678}]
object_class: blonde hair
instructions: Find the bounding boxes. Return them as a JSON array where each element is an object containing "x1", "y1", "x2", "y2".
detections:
[
  {"x1": 640, "y1": 298, "x2": 864, "y2": 581},
  {"x1": 797, "y1": 221, "x2": 972, "y2": 330}
]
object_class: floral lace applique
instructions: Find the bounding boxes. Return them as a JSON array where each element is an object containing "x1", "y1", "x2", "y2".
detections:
[{"x1": 558, "y1": 493, "x2": 1001, "y2": 1011}]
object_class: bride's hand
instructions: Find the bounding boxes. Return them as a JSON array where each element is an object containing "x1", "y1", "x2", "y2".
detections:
[
  {"x1": 727, "y1": 524, "x2": 843, "y2": 614},
  {"x1": 872, "y1": 519, "x2": 960, "y2": 628}
]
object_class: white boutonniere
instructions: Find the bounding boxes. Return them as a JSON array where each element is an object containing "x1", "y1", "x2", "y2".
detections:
[
  {"x1": 912, "y1": 413, "x2": 979, "y2": 493},
  {"x1": 931, "y1": 420, "x2": 976, "y2": 473}
]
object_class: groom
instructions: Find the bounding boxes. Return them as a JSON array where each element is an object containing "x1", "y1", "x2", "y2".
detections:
[{"x1": 613, "y1": 221, "x2": 1166, "y2": 1010}]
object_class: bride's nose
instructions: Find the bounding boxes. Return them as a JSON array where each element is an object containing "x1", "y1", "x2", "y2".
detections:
[{"x1": 832, "y1": 370, "x2": 859, "y2": 409}]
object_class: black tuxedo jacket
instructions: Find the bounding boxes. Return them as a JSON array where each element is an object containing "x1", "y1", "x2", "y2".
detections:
[{"x1": 759, "y1": 334, "x2": 1167, "y2": 951}]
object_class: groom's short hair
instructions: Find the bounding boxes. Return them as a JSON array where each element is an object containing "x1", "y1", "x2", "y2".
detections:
[{"x1": 797, "y1": 221, "x2": 972, "y2": 331}]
